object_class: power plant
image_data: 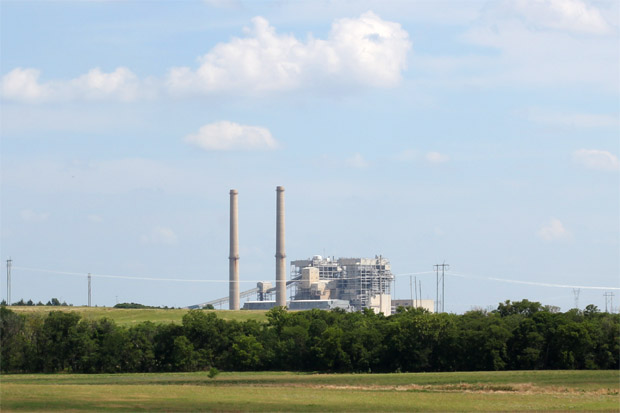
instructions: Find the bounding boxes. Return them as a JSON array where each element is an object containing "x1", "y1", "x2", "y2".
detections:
[{"x1": 188, "y1": 186, "x2": 432, "y2": 314}]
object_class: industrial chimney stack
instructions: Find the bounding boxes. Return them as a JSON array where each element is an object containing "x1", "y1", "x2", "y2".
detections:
[
  {"x1": 229, "y1": 189, "x2": 240, "y2": 310},
  {"x1": 275, "y1": 186, "x2": 286, "y2": 307}
]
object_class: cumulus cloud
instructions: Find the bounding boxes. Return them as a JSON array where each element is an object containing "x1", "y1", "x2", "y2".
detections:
[
  {"x1": 167, "y1": 11, "x2": 411, "y2": 95},
  {"x1": 513, "y1": 0, "x2": 611, "y2": 35},
  {"x1": 538, "y1": 218, "x2": 571, "y2": 241},
  {"x1": 184, "y1": 121, "x2": 278, "y2": 151},
  {"x1": 2, "y1": 12, "x2": 410, "y2": 102},
  {"x1": 425, "y1": 151, "x2": 449, "y2": 163},
  {"x1": 141, "y1": 227, "x2": 178, "y2": 245},
  {"x1": 20, "y1": 209, "x2": 50, "y2": 222},
  {"x1": 1, "y1": 66, "x2": 141, "y2": 103},
  {"x1": 1, "y1": 68, "x2": 50, "y2": 103},
  {"x1": 345, "y1": 153, "x2": 369, "y2": 168},
  {"x1": 573, "y1": 149, "x2": 619, "y2": 171}
]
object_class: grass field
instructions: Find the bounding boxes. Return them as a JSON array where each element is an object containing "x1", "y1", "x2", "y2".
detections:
[
  {"x1": 1, "y1": 370, "x2": 618, "y2": 412},
  {"x1": 8, "y1": 306, "x2": 267, "y2": 325}
]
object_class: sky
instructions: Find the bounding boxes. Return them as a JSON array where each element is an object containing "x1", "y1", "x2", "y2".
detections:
[{"x1": 1, "y1": 0, "x2": 618, "y2": 313}]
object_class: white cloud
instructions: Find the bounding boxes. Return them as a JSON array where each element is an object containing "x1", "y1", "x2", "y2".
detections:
[
  {"x1": 1, "y1": 66, "x2": 141, "y2": 103},
  {"x1": 184, "y1": 121, "x2": 278, "y2": 151},
  {"x1": 538, "y1": 218, "x2": 571, "y2": 241},
  {"x1": 513, "y1": 0, "x2": 611, "y2": 35},
  {"x1": 573, "y1": 149, "x2": 619, "y2": 171},
  {"x1": 167, "y1": 11, "x2": 411, "y2": 95},
  {"x1": 20, "y1": 209, "x2": 50, "y2": 222},
  {"x1": 3, "y1": 12, "x2": 410, "y2": 102},
  {"x1": 425, "y1": 151, "x2": 449, "y2": 163},
  {"x1": 141, "y1": 227, "x2": 178, "y2": 245},
  {"x1": 345, "y1": 153, "x2": 369, "y2": 168},
  {"x1": 69, "y1": 67, "x2": 140, "y2": 101},
  {"x1": 1, "y1": 68, "x2": 50, "y2": 103}
]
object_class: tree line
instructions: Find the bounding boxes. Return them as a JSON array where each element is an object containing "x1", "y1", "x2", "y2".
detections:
[
  {"x1": 1, "y1": 298, "x2": 70, "y2": 307},
  {"x1": 1, "y1": 300, "x2": 618, "y2": 374}
]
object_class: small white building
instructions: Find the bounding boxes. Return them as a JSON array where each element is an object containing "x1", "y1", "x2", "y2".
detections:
[{"x1": 391, "y1": 299, "x2": 435, "y2": 314}]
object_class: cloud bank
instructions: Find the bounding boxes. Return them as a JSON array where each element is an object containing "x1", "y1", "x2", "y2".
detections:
[{"x1": 2, "y1": 12, "x2": 411, "y2": 103}]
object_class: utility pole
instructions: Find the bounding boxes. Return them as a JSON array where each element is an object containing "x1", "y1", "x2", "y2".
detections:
[
  {"x1": 604, "y1": 292, "x2": 614, "y2": 313},
  {"x1": 434, "y1": 263, "x2": 449, "y2": 313},
  {"x1": 414, "y1": 276, "x2": 417, "y2": 308},
  {"x1": 88, "y1": 273, "x2": 92, "y2": 307},
  {"x1": 409, "y1": 276, "x2": 413, "y2": 307},
  {"x1": 6, "y1": 259, "x2": 12, "y2": 306},
  {"x1": 572, "y1": 288, "x2": 580, "y2": 310}
]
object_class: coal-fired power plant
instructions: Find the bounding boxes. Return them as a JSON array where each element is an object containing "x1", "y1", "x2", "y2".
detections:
[
  {"x1": 186, "y1": 186, "x2": 433, "y2": 314},
  {"x1": 228, "y1": 189, "x2": 240, "y2": 310},
  {"x1": 275, "y1": 186, "x2": 286, "y2": 307}
]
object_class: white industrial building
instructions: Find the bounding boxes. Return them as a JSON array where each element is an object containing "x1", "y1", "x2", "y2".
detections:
[
  {"x1": 391, "y1": 299, "x2": 434, "y2": 314},
  {"x1": 288, "y1": 255, "x2": 394, "y2": 314}
]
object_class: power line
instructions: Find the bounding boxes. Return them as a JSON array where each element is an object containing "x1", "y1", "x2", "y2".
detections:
[
  {"x1": 447, "y1": 271, "x2": 620, "y2": 291},
  {"x1": 10, "y1": 265, "x2": 619, "y2": 292},
  {"x1": 434, "y1": 263, "x2": 449, "y2": 313}
]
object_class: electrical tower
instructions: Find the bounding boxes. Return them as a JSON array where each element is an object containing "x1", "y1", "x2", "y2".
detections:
[
  {"x1": 603, "y1": 292, "x2": 614, "y2": 313},
  {"x1": 572, "y1": 288, "x2": 580, "y2": 309},
  {"x1": 88, "y1": 273, "x2": 92, "y2": 307},
  {"x1": 434, "y1": 262, "x2": 449, "y2": 313},
  {"x1": 6, "y1": 259, "x2": 11, "y2": 306}
]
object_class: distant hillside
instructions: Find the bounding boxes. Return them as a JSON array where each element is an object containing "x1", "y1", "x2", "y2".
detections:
[{"x1": 8, "y1": 306, "x2": 267, "y2": 326}]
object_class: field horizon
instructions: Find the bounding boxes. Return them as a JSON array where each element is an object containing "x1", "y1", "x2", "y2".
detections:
[
  {"x1": 2, "y1": 370, "x2": 618, "y2": 412},
  {"x1": 7, "y1": 305, "x2": 267, "y2": 325}
]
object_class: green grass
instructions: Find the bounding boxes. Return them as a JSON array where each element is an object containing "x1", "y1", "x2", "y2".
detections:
[
  {"x1": 8, "y1": 306, "x2": 268, "y2": 325},
  {"x1": 2, "y1": 370, "x2": 618, "y2": 412}
]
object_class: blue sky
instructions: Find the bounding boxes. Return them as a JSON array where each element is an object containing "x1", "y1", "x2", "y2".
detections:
[{"x1": 1, "y1": 0, "x2": 618, "y2": 312}]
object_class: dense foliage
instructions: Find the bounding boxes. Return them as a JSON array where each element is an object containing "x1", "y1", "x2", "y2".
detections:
[{"x1": 1, "y1": 300, "x2": 618, "y2": 373}]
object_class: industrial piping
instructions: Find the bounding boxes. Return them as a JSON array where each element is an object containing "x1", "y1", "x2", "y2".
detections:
[
  {"x1": 275, "y1": 186, "x2": 286, "y2": 307},
  {"x1": 229, "y1": 189, "x2": 240, "y2": 310}
]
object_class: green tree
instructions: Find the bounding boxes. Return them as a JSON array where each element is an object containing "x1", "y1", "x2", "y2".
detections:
[{"x1": 231, "y1": 335, "x2": 263, "y2": 370}]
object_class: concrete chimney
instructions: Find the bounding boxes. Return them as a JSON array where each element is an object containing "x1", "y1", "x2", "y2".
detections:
[
  {"x1": 275, "y1": 186, "x2": 286, "y2": 307},
  {"x1": 229, "y1": 189, "x2": 240, "y2": 310}
]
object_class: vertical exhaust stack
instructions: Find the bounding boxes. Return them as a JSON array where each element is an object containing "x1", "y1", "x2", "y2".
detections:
[
  {"x1": 229, "y1": 189, "x2": 240, "y2": 310},
  {"x1": 275, "y1": 186, "x2": 286, "y2": 307}
]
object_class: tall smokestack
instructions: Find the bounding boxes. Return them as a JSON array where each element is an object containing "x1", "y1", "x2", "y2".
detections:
[
  {"x1": 275, "y1": 186, "x2": 286, "y2": 307},
  {"x1": 229, "y1": 189, "x2": 239, "y2": 310}
]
